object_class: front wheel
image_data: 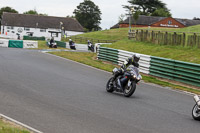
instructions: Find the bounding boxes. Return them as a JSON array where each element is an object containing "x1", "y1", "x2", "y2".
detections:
[
  {"x1": 192, "y1": 104, "x2": 200, "y2": 121},
  {"x1": 106, "y1": 77, "x2": 114, "y2": 93},
  {"x1": 124, "y1": 81, "x2": 136, "y2": 97}
]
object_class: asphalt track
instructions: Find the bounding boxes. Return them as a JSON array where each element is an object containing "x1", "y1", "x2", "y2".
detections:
[{"x1": 0, "y1": 47, "x2": 199, "y2": 133}]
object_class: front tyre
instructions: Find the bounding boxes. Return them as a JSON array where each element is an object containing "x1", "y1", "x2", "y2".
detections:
[
  {"x1": 124, "y1": 81, "x2": 136, "y2": 97},
  {"x1": 192, "y1": 104, "x2": 200, "y2": 121},
  {"x1": 106, "y1": 77, "x2": 114, "y2": 93}
]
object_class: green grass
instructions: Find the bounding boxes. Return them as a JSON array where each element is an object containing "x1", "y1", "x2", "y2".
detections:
[
  {"x1": 62, "y1": 25, "x2": 200, "y2": 64},
  {"x1": 103, "y1": 39, "x2": 200, "y2": 64},
  {"x1": 64, "y1": 25, "x2": 200, "y2": 42},
  {"x1": 50, "y1": 51, "x2": 200, "y2": 95},
  {"x1": 0, "y1": 119, "x2": 29, "y2": 133}
]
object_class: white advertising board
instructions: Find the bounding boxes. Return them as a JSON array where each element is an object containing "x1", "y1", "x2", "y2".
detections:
[
  {"x1": 23, "y1": 40, "x2": 38, "y2": 48},
  {"x1": 0, "y1": 39, "x2": 9, "y2": 47}
]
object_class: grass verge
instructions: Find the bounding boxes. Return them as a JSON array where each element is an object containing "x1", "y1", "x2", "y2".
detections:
[
  {"x1": 102, "y1": 39, "x2": 200, "y2": 64},
  {"x1": 49, "y1": 51, "x2": 200, "y2": 95},
  {"x1": 0, "y1": 119, "x2": 29, "y2": 133}
]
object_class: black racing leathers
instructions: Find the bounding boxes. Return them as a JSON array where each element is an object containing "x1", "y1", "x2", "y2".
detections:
[{"x1": 112, "y1": 57, "x2": 139, "y2": 84}]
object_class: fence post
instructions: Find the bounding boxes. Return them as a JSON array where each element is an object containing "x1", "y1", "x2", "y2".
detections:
[
  {"x1": 183, "y1": 33, "x2": 186, "y2": 46},
  {"x1": 158, "y1": 31, "x2": 161, "y2": 45},
  {"x1": 173, "y1": 32, "x2": 177, "y2": 45},
  {"x1": 141, "y1": 30, "x2": 144, "y2": 41},
  {"x1": 165, "y1": 32, "x2": 168, "y2": 45},
  {"x1": 194, "y1": 33, "x2": 197, "y2": 47}
]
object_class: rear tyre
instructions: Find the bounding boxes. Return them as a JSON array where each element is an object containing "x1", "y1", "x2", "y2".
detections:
[
  {"x1": 124, "y1": 82, "x2": 136, "y2": 97},
  {"x1": 106, "y1": 77, "x2": 114, "y2": 93},
  {"x1": 91, "y1": 46, "x2": 94, "y2": 52},
  {"x1": 192, "y1": 104, "x2": 200, "y2": 121}
]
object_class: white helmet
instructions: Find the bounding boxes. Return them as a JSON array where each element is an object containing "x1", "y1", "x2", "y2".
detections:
[{"x1": 133, "y1": 54, "x2": 140, "y2": 62}]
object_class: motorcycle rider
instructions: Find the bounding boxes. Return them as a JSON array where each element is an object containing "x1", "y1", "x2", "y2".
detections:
[
  {"x1": 49, "y1": 37, "x2": 55, "y2": 48},
  {"x1": 112, "y1": 54, "x2": 140, "y2": 87},
  {"x1": 69, "y1": 39, "x2": 76, "y2": 50},
  {"x1": 87, "y1": 40, "x2": 93, "y2": 51}
]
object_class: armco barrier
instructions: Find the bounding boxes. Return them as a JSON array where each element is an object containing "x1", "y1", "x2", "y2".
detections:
[
  {"x1": 97, "y1": 46, "x2": 200, "y2": 87},
  {"x1": 150, "y1": 56, "x2": 200, "y2": 87},
  {"x1": 98, "y1": 47, "x2": 118, "y2": 64},
  {"x1": 0, "y1": 39, "x2": 9, "y2": 47},
  {"x1": 97, "y1": 47, "x2": 151, "y2": 74},
  {"x1": 117, "y1": 50, "x2": 151, "y2": 74}
]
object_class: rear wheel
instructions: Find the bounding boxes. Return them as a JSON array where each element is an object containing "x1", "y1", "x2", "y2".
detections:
[
  {"x1": 124, "y1": 81, "x2": 136, "y2": 97},
  {"x1": 106, "y1": 77, "x2": 114, "y2": 93},
  {"x1": 192, "y1": 104, "x2": 200, "y2": 121}
]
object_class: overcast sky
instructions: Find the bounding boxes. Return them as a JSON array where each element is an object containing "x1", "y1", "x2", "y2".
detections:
[{"x1": 0, "y1": 0, "x2": 200, "y2": 29}]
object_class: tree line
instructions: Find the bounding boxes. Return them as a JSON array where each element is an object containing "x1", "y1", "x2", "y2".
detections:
[{"x1": 1, "y1": 0, "x2": 198, "y2": 32}]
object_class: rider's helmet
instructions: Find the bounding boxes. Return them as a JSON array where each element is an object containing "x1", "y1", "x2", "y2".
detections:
[
  {"x1": 88, "y1": 40, "x2": 90, "y2": 43},
  {"x1": 69, "y1": 39, "x2": 72, "y2": 41},
  {"x1": 133, "y1": 54, "x2": 140, "y2": 62}
]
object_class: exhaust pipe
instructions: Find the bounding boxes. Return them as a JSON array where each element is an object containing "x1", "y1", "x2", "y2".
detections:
[{"x1": 194, "y1": 95, "x2": 200, "y2": 107}]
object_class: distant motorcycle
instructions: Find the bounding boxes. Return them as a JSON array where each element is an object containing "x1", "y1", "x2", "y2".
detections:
[
  {"x1": 48, "y1": 42, "x2": 57, "y2": 48},
  {"x1": 106, "y1": 65, "x2": 142, "y2": 97},
  {"x1": 69, "y1": 42, "x2": 76, "y2": 50},
  {"x1": 192, "y1": 95, "x2": 200, "y2": 121},
  {"x1": 88, "y1": 42, "x2": 94, "y2": 52}
]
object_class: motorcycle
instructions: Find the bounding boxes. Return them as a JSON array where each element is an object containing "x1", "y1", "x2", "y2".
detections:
[
  {"x1": 192, "y1": 95, "x2": 200, "y2": 121},
  {"x1": 48, "y1": 42, "x2": 57, "y2": 48},
  {"x1": 88, "y1": 42, "x2": 94, "y2": 52},
  {"x1": 106, "y1": 65, "x2": 142, "y2": 97},
  {"x1": 69, "y1": 42, "x2": 76, "y2": 50}
]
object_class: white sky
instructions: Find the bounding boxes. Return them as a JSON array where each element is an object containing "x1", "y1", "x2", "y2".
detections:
[{"x1": 0, "y1": 0, "x2": 200, "y2": 29}]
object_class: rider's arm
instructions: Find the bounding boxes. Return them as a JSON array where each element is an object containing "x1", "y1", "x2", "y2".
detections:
[{"x1": 121, "y1": 57, "x2": 131, "y2": 70}]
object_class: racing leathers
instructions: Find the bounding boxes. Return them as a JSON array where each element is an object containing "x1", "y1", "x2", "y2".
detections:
[{"x1": 112, "y1": 57, "x2": 139, "y2": 87}]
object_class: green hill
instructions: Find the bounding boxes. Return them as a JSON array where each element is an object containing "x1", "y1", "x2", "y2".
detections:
[
  {"x1": 65, "y1": 25, "x2": 200, "y2": 64},
  {"x1": 69, "y1": 25, "x2": 200, "y2": 41}
]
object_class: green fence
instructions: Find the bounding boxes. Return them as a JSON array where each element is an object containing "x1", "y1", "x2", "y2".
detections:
[
  {"x1": 23, "y1": 36, "x2": 45, "y2": 41},
  {"x1": 55, "y1": 41, "x2": 66, "y2": 48},
  {"x1": 8, "y1": 40, "x2": 23, "y2": 48},
  {"x1": 97, "y1": 47, "x2": 118, "y2": 64},
  {"x1": 150, "y1": 56, "x2": 200, "y2": 87}
]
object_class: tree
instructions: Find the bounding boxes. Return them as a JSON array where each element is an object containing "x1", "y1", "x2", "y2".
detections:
[
  {"x1": 151, "y1": 8, "x2": 171, "y2": 17},
  {"x1": 23, "y1": 10, "x2": 38, "y2": 15},
  {"x1": 73, "y1": 0, "x2": 102, "y2": 31},
  {"x1": 125, "y1": 0, "x2": 171, "y2": 17},
  {"x1": 23, "y1": 9, "x2": 48, "y2": 16},
  {"x1": 133, "y1": 11, "x2": 140, "y2": 26},
  {"x1": 0, "y1": 6, "x2": 18, "y2": 19}
]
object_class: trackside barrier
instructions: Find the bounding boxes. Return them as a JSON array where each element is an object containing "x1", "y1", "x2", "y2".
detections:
[
  {"x1": 0, "y1": 39, "x2": 38, "y2": 48},
  {"x1": 98, "y1": 47, "x2": 119, "y2": 64},
  {"x1": 150, "y1": 56, "x2": 200, "y2": 87},
  {"x1": 97, "y1": 46, "x2": 200, "y2": 87},
  {"x1": 117, "y1": 50, "x2": 151, "y2": 74},
  {"x1": 23, "y1": 40, "x2": 38, "y2": 48},
  {"x1": 0, "y1": 39, "x2": 9, "y2": 47},
  {"x1": 9, "y1": 40, "x2": 23, "y2": 48},
  {"x1": 97, "y1": 47, "x2": 151, "y2": 74},
  {"x1": 55, "y1": 41, "x2": 66, "y2": 48}
]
